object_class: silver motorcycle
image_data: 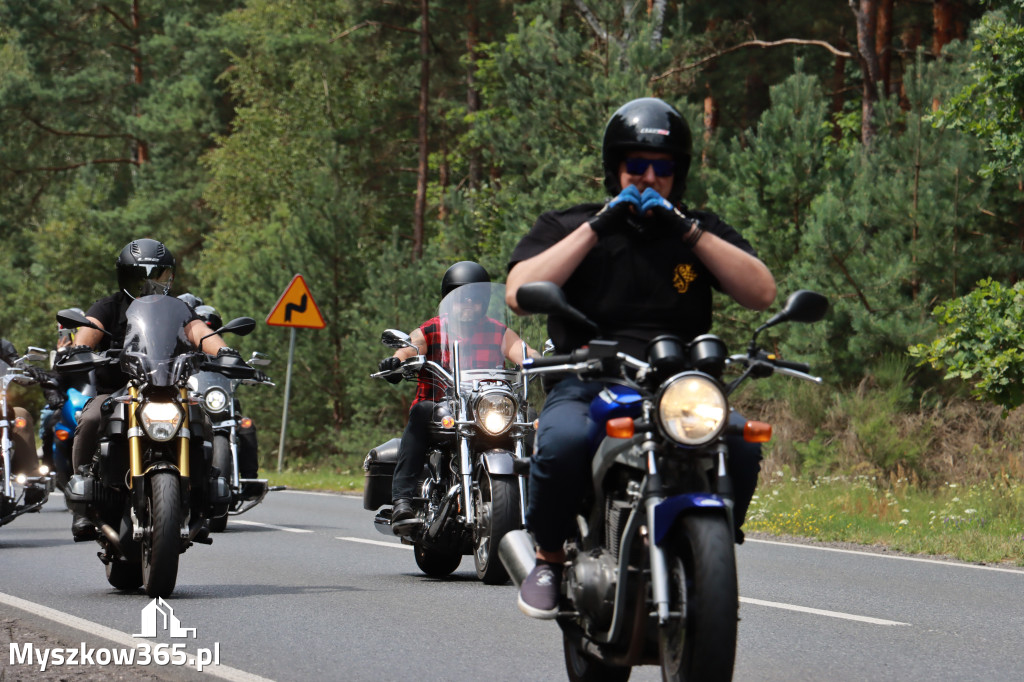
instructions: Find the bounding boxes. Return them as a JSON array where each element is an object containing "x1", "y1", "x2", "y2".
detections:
[{"x1": 2, "y1": 347, "x2": 53, "y2": 527}]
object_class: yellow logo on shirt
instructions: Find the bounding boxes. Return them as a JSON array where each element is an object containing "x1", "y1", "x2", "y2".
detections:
[{"x1": 673, "y1": 264, "x2": 697, "y2": 293}]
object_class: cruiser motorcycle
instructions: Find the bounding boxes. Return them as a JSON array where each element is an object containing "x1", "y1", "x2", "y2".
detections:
[
  {"x1": 188, "y1": 351, "x2": 276, "y2": 532},
  {"x1": 2, "y1": 349, "x2": 53, "y2": 527},
  {"x1": 500, "y1": 282, "x2": 828, "y2": 681},
  {"x1": 57, "y1": 298, "x2": 257, "y2": 597},
  {"x1": 365, "y1": 281, "x2": 535, "y2": 584}
]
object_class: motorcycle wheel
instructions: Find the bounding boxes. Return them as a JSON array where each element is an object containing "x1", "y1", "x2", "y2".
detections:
[
  {"x1": 413, "y1": 542, "x2": 462, "y2": 578},
  {"x1": 141, "y1": 471, "x2": 181, "y2": 598},
  {"x1": 473, "y1": 471, "x2": 520, "y2": 584},
  {"x1": 659, "y1": 515, "x2": 737, "y2": 682},
  {"x1": 105, "y1": 560, "x2": 143, "y2": 591},
  {"x1": 563, "y1": 634, "x2": 631, "y2": 682},
  {"x1": 209, "y1": 434, "x2": 232, "y2": 533}
]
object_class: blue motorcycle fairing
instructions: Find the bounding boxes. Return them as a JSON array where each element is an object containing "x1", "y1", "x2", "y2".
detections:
[
  {"x1": 587, "y1": 385, "x2": 643, "y2": 449},
  {"x1": 59, "y1": 387, "x2": 92, "y2": 429},
  {"x1": 652, "y1": 493, "x2": 728, "y2": 545}
]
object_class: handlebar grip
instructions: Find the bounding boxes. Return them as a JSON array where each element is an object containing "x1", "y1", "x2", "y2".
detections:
[
  {"x1": 523, "y1": 348, "x2": 589, "y2": 369},
  {"x1": 774, "y1": 359, "x2": 810, "y2": 373}
]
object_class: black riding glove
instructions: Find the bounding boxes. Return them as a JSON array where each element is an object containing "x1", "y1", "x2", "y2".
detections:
[
  {"x1": 254, "y1": 370, "x2": 271, "y2": 383},
  {"x1": 639, "y1": 188, "x2": 703, "y2": 248},
  {"x1": 378, "y1": 356, "x2": 403, "y2": 385},
  {"x1": 587, "y1": 185, "x2": 642, "y2": 238}
]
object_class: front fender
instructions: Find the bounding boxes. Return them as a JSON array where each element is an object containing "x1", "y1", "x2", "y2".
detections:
[
  {"x1": 480, "y1": 448, "x2": 516, "y2": 476},
  {"x1": 652, "y1": 493, "x2": 728, "y2": 546}
]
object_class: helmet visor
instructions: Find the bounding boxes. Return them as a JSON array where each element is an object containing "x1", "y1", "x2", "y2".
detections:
[{"x1": 121, "y1": 264, "x2": 174, "y2": 298}]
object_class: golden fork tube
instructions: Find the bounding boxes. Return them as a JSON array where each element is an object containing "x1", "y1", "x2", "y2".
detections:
[
  {"x1": 128, "y1": 386, "x2": 142, "y2": 487},
  {"x1": 178, "y1": 387, "x2": 190, "y2": 478}
]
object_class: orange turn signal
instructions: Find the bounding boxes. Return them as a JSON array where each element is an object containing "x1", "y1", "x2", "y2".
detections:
[
  {"x1": 13, "y1": 417, "x2": 27, "y2": 429},
  {"x1": 744, "y1": 420, "x2": 772, "y2": 443},
  {"x1": 55, "y1": 429, "x2": 71, "y2": 441},
  {"x1": 606, "y1": 417, "x2": 635, "y2": 439},
  {"x1": 441, "y1": 416, "x2": 456, "y2": 429},
  {"x1": 240, "y1": 417, "x2": 253, "y2": 429}
]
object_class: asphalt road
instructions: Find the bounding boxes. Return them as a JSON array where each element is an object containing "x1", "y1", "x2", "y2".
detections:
[{"x1": 1, "y1": 490, "x2": 1022, "y2": 681}]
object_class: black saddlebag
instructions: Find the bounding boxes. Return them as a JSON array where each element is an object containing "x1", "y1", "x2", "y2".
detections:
[{"x1": 362, "y1": 437, "x2": 400, "y2": 511}]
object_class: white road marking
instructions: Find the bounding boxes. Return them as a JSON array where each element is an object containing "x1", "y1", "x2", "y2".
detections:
[
  {"x1": 230, "y1": 520, "x2": 313, "y2": 533},
  {"x1": 0, "y1": 592, "x2": 272, "y2": 681},
  {"x1": 746, "y1": 538, "x2": 1024, "y2": 575},
  {"x1": 336, "y1": 536, "x2": 413, "y2": 551},
  {"x1": 740, "y1": 597, "x2": 909, "y2": 626}
]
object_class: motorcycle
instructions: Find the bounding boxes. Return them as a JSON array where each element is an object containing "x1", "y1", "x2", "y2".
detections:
[
  {"x1": 56, "y1": 297, "x2": 258, "y2": 597},
  {"x1": 2, "y1": 348, "x2": 54, "y2": 527},
  {"x1": 188, "y1": 351, "x2": 277, "y2": 532},
  {"x1": 365, "y1": 281, "x2": 535, "y2": 583},
  {"x1": 500, "y1": 282, "x2": 828, "y2": 681},
  {"x1": 41, "y1": 363, "x2": 96, "y2": 492}
]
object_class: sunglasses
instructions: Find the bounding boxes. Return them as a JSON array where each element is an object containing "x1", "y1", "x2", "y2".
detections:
[{"x1": 624, "y1": 158, "x2": 676, "y2": 177}]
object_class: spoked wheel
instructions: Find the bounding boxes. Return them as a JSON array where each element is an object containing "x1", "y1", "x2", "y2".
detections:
[
  {"x1": 473, "y1": 470, "x2": 521, "y2": 584},
  {"x1": 563, "y1": 633, "x2": 631, "y2": 682},
  {"x1": 209, "y1": 434, "x2": 232, "y2": 533},
  {"x1": 659, "y1": 514, "x2": 737, "y2": 682},
  {"x1": 106, "y1": 560, "x2": 143, "y2": 591},
  {"x1": 141, "y1": 471, "x2": 181, "y2": 598},
  {"x1": 413, "y1": 541, "x2": 462, "y2": 578}
]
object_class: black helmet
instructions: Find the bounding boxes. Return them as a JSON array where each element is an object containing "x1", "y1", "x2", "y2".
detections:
[
  {"x1": 440, "y1": 261, "x2": 490, "y2": 298},
  {"x1": 194, "y1": 305, "x2": 223, "y2": 330},
  {"x1": 116, "y1": 238, "x2": 175, "y2": 299},
  {"x1": 601, "y1": 97, "x2": 693, "y2": 203},
  {"x1": 177, "y1": 292, "x2": 203, "y2": 310}
]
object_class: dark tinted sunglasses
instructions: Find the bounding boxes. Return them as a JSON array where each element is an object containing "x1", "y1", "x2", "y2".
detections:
[{"x1": 624, "y1": 158, "x2": 676, "y2": 177}]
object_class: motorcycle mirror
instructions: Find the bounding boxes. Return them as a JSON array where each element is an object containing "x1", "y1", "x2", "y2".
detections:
[
  {"x1": 56, "y1": 308, "x2": 108, "y2": 335},
  {"x1": 516, "y1": 282, "x2": 599, "y2": 333},
  {"x1": 753, "y1": 290, "x2": 829, "y2": 336},
  {"x1": 217, "y1": 317, "x2": 257, "y2": 337},
  {"x1": 381, "y1": 329, "x2": 415, "y2": 350},
  {"x1": 249, "y1": 351, "x2": 271, "y2": 367},
  {"x1": 23, "y1": 347, "x2": 48, "y2": 363}
]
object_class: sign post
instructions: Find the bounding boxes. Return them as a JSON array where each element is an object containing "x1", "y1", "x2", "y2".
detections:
[{"x1": 266, "y1": 274, "x2": 326, "y2": 472}]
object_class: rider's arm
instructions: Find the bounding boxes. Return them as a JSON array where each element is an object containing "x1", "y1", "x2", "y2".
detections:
[
  {"x1": 186, "y1": 320, "x2": 228, "y2": 355},
  {"x1": 506, "y1": 223, "x2": 598, "y2": 315},
  {"x1": 392, "y1": 327, "x2": 427, "y2": 362},
  {"x1": 501, "y1": 329, "x2": 539, "y2": 365},
  {"x1": 688, "y1": 231, "x2": 776, "y2": 310},
  {"x1": 75, "y1": 318, "x2": 107, "y2": 349}
]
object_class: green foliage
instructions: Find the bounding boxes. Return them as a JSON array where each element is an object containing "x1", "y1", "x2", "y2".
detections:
[
  {"x1": 910, "y1": 278, "x2": 1024, "y2": 414},
  {"x1": 931, "y1": 0, "x2": 1024, "y2": 178}
]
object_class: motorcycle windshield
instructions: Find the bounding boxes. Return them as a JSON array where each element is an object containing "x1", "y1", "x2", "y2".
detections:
[
  {"x1": 120, "y1": 295, "x2": 194, "y2": 387},
  {"x1": 436, "y1": 282, "x2": 521, "y2": 391}
]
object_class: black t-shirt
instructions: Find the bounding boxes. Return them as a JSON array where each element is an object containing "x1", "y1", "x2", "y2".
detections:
[{"x1": 507, "y1": 203, "x2": 757, "y2": 358}]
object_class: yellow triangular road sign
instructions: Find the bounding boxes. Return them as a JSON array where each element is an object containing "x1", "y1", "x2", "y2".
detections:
[{"x1": 266, "y1": 274, "x2": 326, "y2": 329}]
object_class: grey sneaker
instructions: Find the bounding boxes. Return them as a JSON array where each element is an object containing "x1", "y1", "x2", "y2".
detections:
[{"x1": 517, "y1": 561, "x2": 561, "y2": 619}]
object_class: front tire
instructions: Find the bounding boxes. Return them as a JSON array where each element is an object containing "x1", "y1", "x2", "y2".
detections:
[
  {"x1": 473, "y1": 471, "x2": 521, "y2": 584},
  {"x1": 141, "y1": 472, "x2": 181, "y2": 598},
  {"x1": 659, "y1": 514, "x2": 737, "y2": 682},
  {"x1": 563, "y1": 634, "x2": 631, "y2": 682}
]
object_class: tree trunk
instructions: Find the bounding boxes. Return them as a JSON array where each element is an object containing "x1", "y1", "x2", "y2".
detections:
[
  {"x1": 850, "y1": 0, "x2": 882, "y2": 147},
  {"x1": 413, "y1": 0, "x2": 430, "y2": 260},
  {"x1": 132, "y1": 0, "x2": 148, "y2": 164},
  {"x1": 702, "y1": 92, "x2": 718, "y2": 165},
  {"x1": 466, "y1": 0, "x2": 481, "y2": 190},
  {"x1": 876, "y1": 0, "x2": 894, "y2": 97}
]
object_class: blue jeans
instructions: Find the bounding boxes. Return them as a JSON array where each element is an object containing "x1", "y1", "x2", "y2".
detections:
[{"x1": 525, "y1": 378, "x2": 762, "y2": 552}]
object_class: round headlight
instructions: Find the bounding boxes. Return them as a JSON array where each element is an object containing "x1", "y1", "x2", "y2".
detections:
[
  {"x1": 657, "y1": 373, "x2": 727, "y2": 446},
  {"x1": 139, "y1": 401, "x2": 184, "y2": 442},
  {"x1": 475, "y1": 393, "x2": 516, "y2": 435},
  {"x1": 204, "y1": 387, "x2": 229, "y2": 413}
]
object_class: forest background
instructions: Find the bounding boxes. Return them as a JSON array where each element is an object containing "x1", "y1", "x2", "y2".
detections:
[{"x1": 2, "y1": 1, "x2": 1023, "y2": 554}]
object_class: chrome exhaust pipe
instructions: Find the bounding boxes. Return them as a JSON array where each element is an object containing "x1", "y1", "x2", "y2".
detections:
[{"x1": 499, "y1": 529, "x2": 537, "y2": 587}]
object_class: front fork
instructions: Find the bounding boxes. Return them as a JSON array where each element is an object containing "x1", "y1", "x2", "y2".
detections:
[
  {"x1": 460, "y1": 437, "x2": 474, "y2": 524},
  {"x1": 642, "y1": 433, "x2": 672, "y2": 625}
]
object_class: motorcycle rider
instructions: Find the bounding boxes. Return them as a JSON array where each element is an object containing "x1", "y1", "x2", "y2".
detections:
[
  {"x1": 66, "y1": 238, "x2": 242, "y2": 541},
  {"x1": 378, "y1": 261, "x2": 539, "y2": 534},
  {"x1": 505, "y1": 97, "x2": 777, "y2": 618},
  {"x1": 1, "y1": 338, "x2": 46, "y2": 476},
  {"x1": 37, "y1": 313, "x2": 80, "y2": 471},
  {"x1": 192, "y1": 302, "x2": 264, "y2": 499}
]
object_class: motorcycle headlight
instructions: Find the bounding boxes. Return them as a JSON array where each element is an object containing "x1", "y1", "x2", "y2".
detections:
[
  {"x1": 204, "y1": 387, "x2": 229, "y2": 414},
  {"x1": 657, "y1": 373, "x2": 727, "y2": 446},
  {"x1": 139, "y1": 401, "x2": 185, "y2": 442},
  {"x1": 474, "y1": 392, "x2": 517, "y2": 436}
]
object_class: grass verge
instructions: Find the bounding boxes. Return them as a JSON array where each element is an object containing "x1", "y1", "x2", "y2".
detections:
[
  {"x1": 266, "y1": 469, "x2": 364, "y2": 494},
  {"x1": 746, "y1": 469, "x2": 1024, "y2": 566}
]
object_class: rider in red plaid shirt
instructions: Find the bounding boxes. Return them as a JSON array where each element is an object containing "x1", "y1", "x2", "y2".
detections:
[{"x1": 378, "y1": 262, "x2": 538, "y2": 534}]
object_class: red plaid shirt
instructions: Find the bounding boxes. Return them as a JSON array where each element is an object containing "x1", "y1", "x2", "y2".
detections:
[{"x1": 413, "y1": 315, "x2": 506, "y2": 405}]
